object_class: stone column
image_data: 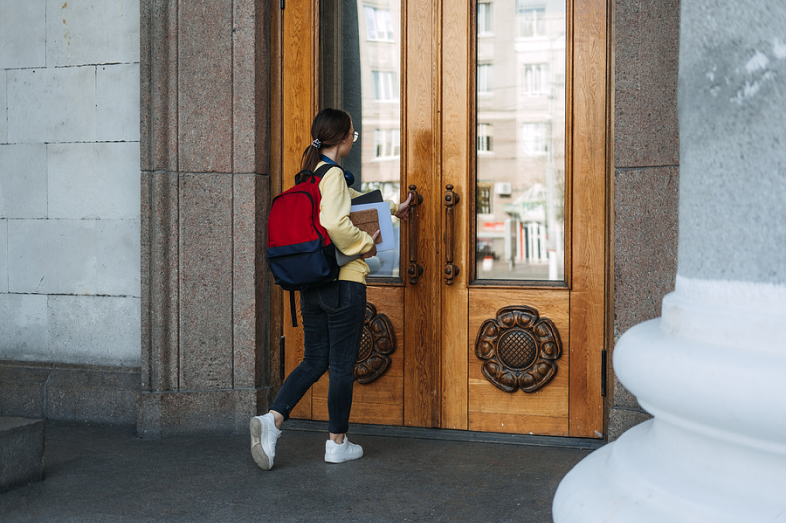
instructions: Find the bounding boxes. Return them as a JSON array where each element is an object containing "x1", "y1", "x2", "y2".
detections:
[
  {"x1": 137, "y1": 0, "x2": 272, "y2": 437},
  {"x1": 554, "y1": 0, "x2": 786, "y2": 520}
]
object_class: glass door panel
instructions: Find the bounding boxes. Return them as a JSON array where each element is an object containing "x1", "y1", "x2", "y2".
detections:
[
  {"x1": 475, "y1": 0, "x2": 566, "y2": 282},
  {"x1": 320, "y1": 0, "x2": 403, "y2": 279}
]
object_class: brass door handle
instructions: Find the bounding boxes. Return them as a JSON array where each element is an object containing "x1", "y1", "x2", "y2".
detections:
[
  {"x1": 443, "y1": 184, "x2": 460, "y2": 285},
  {"x1": 406, "y1": 184, "x2": 424, "y2": 285}
]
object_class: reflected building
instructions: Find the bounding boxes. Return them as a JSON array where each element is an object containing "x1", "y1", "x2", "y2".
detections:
[
  {"x1": 321, "y1": 0, "x2": 403, "y2": 278},
  {"x1": 476, "y1": 0, "x2": 566, "y2": 281},
  {"x1": 322, "y1": 0, "x2": 564, "y2": 282}
]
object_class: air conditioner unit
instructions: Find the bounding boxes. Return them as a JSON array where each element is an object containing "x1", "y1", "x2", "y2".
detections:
[{"x1": 495, "y1": 182, "x2": 512, "y2": 196}]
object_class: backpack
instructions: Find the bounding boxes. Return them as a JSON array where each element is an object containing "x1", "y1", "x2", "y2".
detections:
[{"x1": 267, "y1": 164, "x2": 340, "y2": 327}]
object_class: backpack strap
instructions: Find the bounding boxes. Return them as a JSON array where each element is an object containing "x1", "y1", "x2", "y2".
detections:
[
  {"x1": 294, "y1": 163, "x2": 340, "y2": 185},
  {"x1": 290, "y1": 291, "x2": 298, "y2": 327},
  {"x1": 313, "y1": 163, "x2": 338, "y2": 180}
]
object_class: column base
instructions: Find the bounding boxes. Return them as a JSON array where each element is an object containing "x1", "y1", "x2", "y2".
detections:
[
  {"x1": 553, "y1": 280, "x2": 786, "y2": 522},
  {"x1": 137, "y1": 388, "x2": 271, "y2": 438}
]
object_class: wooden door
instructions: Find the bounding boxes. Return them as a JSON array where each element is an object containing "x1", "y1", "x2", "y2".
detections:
[{"x1": 274, "y1": 0, "x2": 608, "y2": 438}]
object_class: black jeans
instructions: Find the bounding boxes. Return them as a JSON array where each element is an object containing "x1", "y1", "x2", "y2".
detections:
[{"x1": 270, "y1": 280, "x2": 366, "y2": 434}]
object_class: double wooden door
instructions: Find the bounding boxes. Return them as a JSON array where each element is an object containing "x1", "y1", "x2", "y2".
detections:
[{"x1": 273, "y1": 0, "x2": 608, "y2": 438}]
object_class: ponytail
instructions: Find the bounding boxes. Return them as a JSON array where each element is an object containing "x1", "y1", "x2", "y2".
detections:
[{"x1": 300, "y1": 108, "x2": 352, "y2": 173}]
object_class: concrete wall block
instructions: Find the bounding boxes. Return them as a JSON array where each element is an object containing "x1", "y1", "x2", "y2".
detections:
[
  {"x1": 8, "y1": 217, "x2": 139, "y2": 296},
  {"x1": 0, "y1": 144, "x2": 48, "y2": 219},
  {"x1": 46, "y1": 0, "x2": 140, "y2": 67},
  {"x1": 0, "y1": 417, "x2": 45, "y2": 494},
  {"x1": 139, "y1": 0, "x2": 179, "y2": 173},
  {"x1": 1, "y1": 72, "x2": 7, "y2": 143},
  {"x1": 178, "y1": 0, "x2": 233, "y2": 173},
  {"x1": 48, "y1": 142, "x2": 140, "y2": 220},
  {"x1": 0, "y1": 0, "x2": 46, "y2": 69},
  {"x1": 144, "y1": 172, "x2": 180, "y2": 393},
  {"x1": 0, "y1": 219, "x2": 6, "y2": 293},
  {"x1": 8, "y1": 219, "x2": 96, "y2": 295},
  {"x1": 0, "y1": 362, "x2": 50, "y2": 418},
  {"x1": 607, "y1": 407, "x2": 652, "y2": 442},
  {"x1": 96, "y1": 219, "x2": 141, "y2": 297},
  {"x1": 614, "y1": 166, "x2": 679, "y2": 336},
  {"x1": 0, "y1": 294, "x2": 48, "y2": 361},
  {"x1": 48, "y1": 295, "x2": 141, "y2": 367},
  {"x1": 233, "y1": 174, "x2": 259, "y2": 389},
  {"x1": 96, "y1": 64, "x2": 141, "y2": 142},
  {"x1": 46, "y1": 364, "x2": 140, "y2": 425},
  {"x1": 232, "y1": 0, "x2": 267, "y2": 174},
  {"x1": 137, "y1": 388, "x2": 259, "y2": 438},
  {"x1": 614, "y1": 0, "x2": 680, "y2": 168},
  {"x1": 7, "y1": 67, "x2": 96, "y2": 144},
  {"x1": 179, "y1": 174, "x2": 233, "y2": 390}
]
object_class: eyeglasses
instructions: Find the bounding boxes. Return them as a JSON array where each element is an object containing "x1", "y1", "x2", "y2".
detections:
[{"x1": 352, "y1": 131, "x2": 359, "y2": 142}]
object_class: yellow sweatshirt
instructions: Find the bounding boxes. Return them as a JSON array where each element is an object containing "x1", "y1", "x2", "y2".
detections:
[{"x1": 317, "y1": 162, "x2": 398, "y2": 285}]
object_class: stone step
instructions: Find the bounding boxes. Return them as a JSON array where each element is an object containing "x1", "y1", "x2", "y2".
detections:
[{"x1": 0, "y1": 417, "x2": 45, "y2": 493}]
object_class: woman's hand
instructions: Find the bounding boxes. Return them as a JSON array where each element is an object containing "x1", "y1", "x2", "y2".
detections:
[
  {"x1": 362, "y1": 230, "x2": 380, "y2": 259},
  {"x1": 396, "y1": 193, "x2": 413, "y2": 220}
]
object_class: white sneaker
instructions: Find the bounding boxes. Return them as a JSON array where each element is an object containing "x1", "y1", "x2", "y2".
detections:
[
  {"x1": 250, "y1": 413, "x2": 281, "y2": 470},
  {"x1": 324, "y1": 437, "x2": 364, "y2": 464}
]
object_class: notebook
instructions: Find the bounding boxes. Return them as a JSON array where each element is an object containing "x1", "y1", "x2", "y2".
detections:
[{"x1": 335, "y1": 195, "x2": 395, "y2": 266}]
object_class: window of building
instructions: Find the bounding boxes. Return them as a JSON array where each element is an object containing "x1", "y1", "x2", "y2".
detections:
[
  {"x1": 364, "y1": 6, "x2": 394, "y2": 41},
  {"x1": 521, "y1": 123, "x2": 548, "y2": 156},
  {"x1": 478, "y1": 2, "x2": 493, "y2": 35},
  {"x1": 477, "y1": 123, "x2": 493, "y2": 152},
  {"x1": 477, "y1": 183, "x2": 493, "y2": 215},
  {"x1": 521, "y1": 64, "x2": 547, "y2": 93},
  {"x1": 477, "y1": 64, "x2": 493, "y2": 94},
  {"x1": 374, "y1": 129, "x2": 401, "y2": 159},
  {"x1": 373, "y1": 71, "x2": 399, "y2": 101},
  {"x1": 516, "y1": 3, "x2": 546, "y2": 38}
]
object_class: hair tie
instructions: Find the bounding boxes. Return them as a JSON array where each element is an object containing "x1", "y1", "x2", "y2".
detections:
[{"x1": 311, "y1": 138, "x2": 321, "y2": 149}]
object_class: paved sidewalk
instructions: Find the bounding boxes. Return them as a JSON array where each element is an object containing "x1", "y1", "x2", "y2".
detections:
[{"x1": 0, "y1": 421, "x2": 597, "y2": 522}]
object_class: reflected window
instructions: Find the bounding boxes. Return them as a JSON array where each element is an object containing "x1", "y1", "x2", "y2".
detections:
[
  {"x1": 374, "y1": 129, "x2": 401, "y2": 159},
  {"x1": 373, "y1": 71, "x2": 399, "y2": 101},
  {"x1": 478, "y1": 64, "x2": 493, "y2": 94},
  {"x1": 516, "y1": 3, "x2": 546, "y2": 38},
  {"x1": 364, "y1": 6, "x2": 394, "y2": 41},
  {"x1": 476, "y1": 0, "x2": 565, "y2": 282},
  {"x1": 477, "y1": 124, "x2": 493, "y2": 153},
  {"x1": 477, "y1": 183, "x2": 493, "y2": 215},
  {"x1": 521, "y1": 123, "x2": 547, "y2": 156},
  {"x1": 521, "y1": 64, "x2": 547, "y2": 94},
  {"x1": 478, "y1": 2, "x2": 493, "y2": 35}
]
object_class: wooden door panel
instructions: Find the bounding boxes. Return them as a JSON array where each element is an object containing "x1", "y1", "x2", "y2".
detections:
[
  {"x1": 467, "y1": 287, "x2": 570, "y2": 435},
  {"x1": 403, "y1": 0, "x2": 442, "y2": 428},
  {"x1": 569, "y1": 0, "x2": 608, "y2": 438},
  {"x1": 439, "y1": 0, "x2": 471, "y2": 432},
  {"x1": 469, "y1": 412, "x2": 570, "y2": 436}
]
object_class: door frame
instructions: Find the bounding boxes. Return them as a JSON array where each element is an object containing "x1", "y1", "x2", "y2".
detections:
[{"x1": 268, "y1": 0, "x2": 613, "y2": 438}]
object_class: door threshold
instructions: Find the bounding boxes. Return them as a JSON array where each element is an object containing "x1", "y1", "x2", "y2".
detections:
[{"x1": 284, "y1": 419, "x2": 605, "y2": 450}]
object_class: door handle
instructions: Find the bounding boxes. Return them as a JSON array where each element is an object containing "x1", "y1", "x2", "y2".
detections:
[
  {"x1": 406, "y1": 184, "x2": 425, "y2": 285},
  {"x1": 443, "y1": 184, "x2": 460, "y2": 285}
]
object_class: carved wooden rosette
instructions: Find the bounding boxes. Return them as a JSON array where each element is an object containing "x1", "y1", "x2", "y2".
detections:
[
  {"x1": 474, "y1": 306, "x2": 562, "y2": 393},
  {"x1": 354, "y1": 303, "x2": 396, "y2": 384}
]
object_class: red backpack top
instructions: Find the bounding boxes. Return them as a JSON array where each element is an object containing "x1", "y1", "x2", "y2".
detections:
[{"x1": 266, "y1": 164, "x2": 339, "y2": 325}]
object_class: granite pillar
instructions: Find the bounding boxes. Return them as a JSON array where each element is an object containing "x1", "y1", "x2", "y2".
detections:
[
  {"x1": 610, "y1": 0, "x2": 681, "y2": 440},
  {"x1": 138, "y1": 0, "x2": 271, "y2": 437},
  {"x1": 555, "y1": 0, "x2": 786, "y2": 520}
]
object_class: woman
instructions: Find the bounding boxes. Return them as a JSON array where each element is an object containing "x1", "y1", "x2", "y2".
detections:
[{"x1": 251, "y1": 108, "x2": 412, "y2": 470}]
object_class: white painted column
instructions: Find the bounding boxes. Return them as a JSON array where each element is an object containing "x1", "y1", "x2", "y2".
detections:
[{"x1": 553, "y1": 1, "x2": 786, "y2": 521}]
